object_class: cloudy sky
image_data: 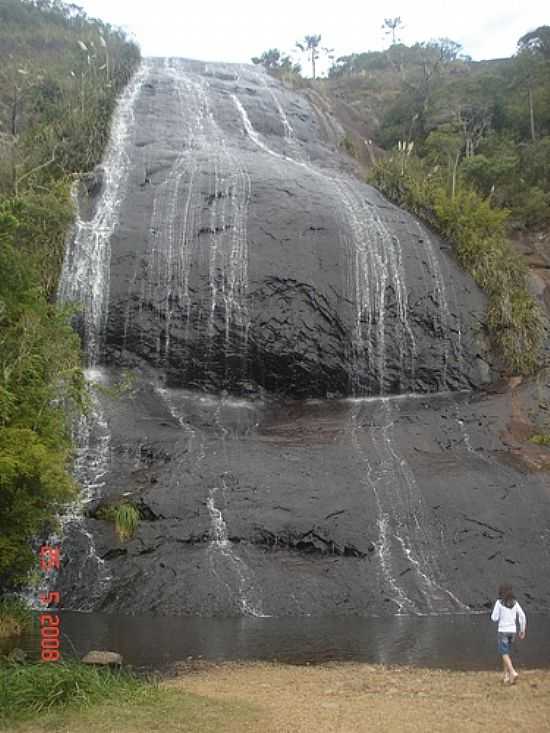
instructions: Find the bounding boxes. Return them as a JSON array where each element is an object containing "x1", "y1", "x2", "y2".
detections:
[{"x1": 76, "y1": 0, "x2": 546, "y2": 72}]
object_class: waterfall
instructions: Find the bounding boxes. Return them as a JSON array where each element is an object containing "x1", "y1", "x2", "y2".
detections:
[
  {"x1": 62, "y1": 374, "x2": 113, "y2": 609},
  {"x1": 129, "y1": 61, "x2": 252, "y2": 372},
  {"x1": 21, "y1": 369, "x2": 113, "y2": 609},
  {"x1": 232, "y1": 87, "x2": 420, "y2": 393},
  {"x1": 59, "y1": 65, "x2": 148, "y2": 365},
  {"x1": 38, "y1": 65, "x2": 147, "y2": 608}
]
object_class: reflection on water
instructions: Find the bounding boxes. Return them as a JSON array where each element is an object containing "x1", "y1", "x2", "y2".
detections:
[{"x1": 3, "y1": 612, "x2": 550, "y2": 671}]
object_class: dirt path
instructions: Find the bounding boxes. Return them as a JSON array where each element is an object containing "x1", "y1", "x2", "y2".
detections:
[{"x1": 166, "y1": 661, "x2": 550, "y2": 733}]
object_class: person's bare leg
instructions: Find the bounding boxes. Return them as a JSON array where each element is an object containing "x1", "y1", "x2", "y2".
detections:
[
  {"x1": 501, "y1": 657, "x2": 509, "y2": 683},
  {"x1": 503, "y1": 654, "x2": 518, "y2": 682}
]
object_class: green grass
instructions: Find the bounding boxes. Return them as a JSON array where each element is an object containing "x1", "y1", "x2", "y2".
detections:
[
  {"x1": 0, "y1": 598, "x2": 32, "y2": 639},
  {"x1": 96, "y1": 502, "x2": 140, "y2": 541},
  {"x1": 0, "y1": 661, "x2": 261, "y2": 733},
  {"x1": 0, "y1": 661, "x2": 156, "y2": 725}
]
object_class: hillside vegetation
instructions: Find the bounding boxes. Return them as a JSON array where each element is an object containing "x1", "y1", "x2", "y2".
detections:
[
  {"x1": 328, "y1": 33, "x2": 550, "y2": 230},
  {"x1": 0, "y1": 0, "x2": 140, "y2": 597}
]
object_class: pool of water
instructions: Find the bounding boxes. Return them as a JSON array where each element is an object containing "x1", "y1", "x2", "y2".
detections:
[{"x1": 3, "y1": 611, "x2": 550, "y2": 672}]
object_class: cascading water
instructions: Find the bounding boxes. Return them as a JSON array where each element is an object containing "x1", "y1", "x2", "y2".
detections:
[
  {"x1": 125, "y1": 60, "x2": 253, "y2": 381},
  {"x1": 60, "y1": 376, "x2": 113, "y2": 609},
  {"x1": 59, "y1": 66, "x2": 148, "y2": 366}
]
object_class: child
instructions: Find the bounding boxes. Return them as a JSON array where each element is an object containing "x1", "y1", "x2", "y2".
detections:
[{"x1": 491, "y1": 583, "x2": 527, "y2": 684}]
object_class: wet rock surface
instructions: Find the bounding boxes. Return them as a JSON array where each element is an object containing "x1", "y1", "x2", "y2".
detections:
[
  {"x1": 57, "y1": 371, "x2": 550, "y2": 616},
  {"x1": 92, "y1": 58, "x2": 493, "y2": 397}
]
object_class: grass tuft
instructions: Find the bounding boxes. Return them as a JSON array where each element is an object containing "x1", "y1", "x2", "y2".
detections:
[
  {"x1": 97, "y1": 502, "x2": 140, "y2": 542},
  {"x1": 0, "y1": 660, "x2": 158, "y2": 724}
]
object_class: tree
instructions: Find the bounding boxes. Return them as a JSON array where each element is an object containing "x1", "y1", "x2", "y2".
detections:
[
  {"x1": 425, "y1": 38, "x2": 464, "y2": 64},
  {"x1": 296, "y1": 34, "x2": 333, "y2": 79},
  {"x1": 0, "y1": 62, "x2": 42, "y2": 195},
  {"x1": 513, "y1": 51, "x2": 545, "y2": 141},
  {"x1": 251, "y1": 48, "x2": 284, "y2": 70},
  {"x1": 0, "y1": 207, "x2": 83, "y2": 589},
  {"x1": 382, "y1": 17, "x2": 404, "y2": 46},
  {"x1": 518, "y1": 26, "x2": 550, "y2": 59},
  {"x1": 456, "y1": 103, "x2": 492, "y2": 158},
  {"x1": 251, "y1": 48, "x2": 301, "y2": 76},
  {"x1": 514, "y1": 27, "x2": 550, "y2": 143}
]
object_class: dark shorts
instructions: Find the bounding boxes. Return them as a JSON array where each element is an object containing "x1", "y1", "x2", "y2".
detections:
[{"x1": 498, "y1": 632, "x2": 515, "y2": 655}]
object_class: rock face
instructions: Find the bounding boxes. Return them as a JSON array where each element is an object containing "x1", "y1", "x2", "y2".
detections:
[
  {"x1": 62, "y1": 58, "x2": 492, "y2": 398},
  {"x1": 54, "y1": 59, "x2": 550, "y2": 619}
]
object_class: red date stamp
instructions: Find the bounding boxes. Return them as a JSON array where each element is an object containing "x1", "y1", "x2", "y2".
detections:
[{"x1": 38, "y1": 545, "x2": 61, "y2": 662}]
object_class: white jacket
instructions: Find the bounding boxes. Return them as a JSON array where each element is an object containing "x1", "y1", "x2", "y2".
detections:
[{"x1": 491, "y1": 600, "x2": 526, "y2": 634}]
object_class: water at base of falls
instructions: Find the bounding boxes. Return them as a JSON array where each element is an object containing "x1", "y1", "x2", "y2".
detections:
[{"x1": 6, "y1": 611, "x2": 550, "y2": 671}]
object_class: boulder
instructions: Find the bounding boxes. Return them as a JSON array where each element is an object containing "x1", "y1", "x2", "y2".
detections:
[{"x1": 82, "y1": 650, "x2": 123, "y2": 666}]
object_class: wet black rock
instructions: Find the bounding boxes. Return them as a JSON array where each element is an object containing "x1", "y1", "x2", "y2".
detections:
[
  {"x1": 56, "y1": 376, "x2": 550, "y2": 616},
  {"x1": 96, "y1": 58, "x2": 494, "y2": 398}
]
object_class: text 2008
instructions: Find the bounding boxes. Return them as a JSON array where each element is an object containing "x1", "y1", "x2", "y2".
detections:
[{"x1": 38, "y1": 545, "x2": 61, "y2": 662}]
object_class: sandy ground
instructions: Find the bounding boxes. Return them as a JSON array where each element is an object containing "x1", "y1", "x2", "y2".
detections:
[{"x1": 166, "y1": 661, "x2": 550, "y2": 733}]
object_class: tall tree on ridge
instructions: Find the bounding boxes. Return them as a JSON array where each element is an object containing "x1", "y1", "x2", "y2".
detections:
[
  {"x1": 296, "y1": 34, "x2": 324, "y2": 79},
  {"x1": 382, "y1": 17, "x2": 404, "y2": 46}
]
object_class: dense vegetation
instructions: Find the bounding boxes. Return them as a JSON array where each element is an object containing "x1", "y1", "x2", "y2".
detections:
[
  {"x1": 329, "y1": 31, "x2": 550, "y2": 229},
  {"x1": 339, "y1": 32, "x2": 549, "y2": 373},
  {"x1": 254, "y1": 29, "x2": 550, "y2": 228},
  {"x1": 0, "y1": 0, "x2": 140, "y2": 599}
]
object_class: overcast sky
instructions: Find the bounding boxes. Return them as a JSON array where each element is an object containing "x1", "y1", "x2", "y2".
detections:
[{"x1": 75, "y1": 1, "x2": 547, "y2": 72}]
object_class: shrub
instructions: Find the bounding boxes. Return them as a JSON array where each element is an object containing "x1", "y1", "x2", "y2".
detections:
[
  {"x1": 0, "y1": 597, "x2": 32, "y2": 638},
  {"x1": 510, "y1": 186, "x2": 550, "y2": 229},
  {"x1": 530, "y1": 433, "x2": 550, "y2": 446},
  {"x1": 369, "y1": 155, "x2": 543, "y2": 375},
  {"x1": 340, "y1": 132, "x2": 357, "y2": 158}
]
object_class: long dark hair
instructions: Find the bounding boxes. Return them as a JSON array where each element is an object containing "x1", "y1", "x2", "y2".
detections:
[{"x1": 498, "y1": 583, "x2": 516, "y2": 609}]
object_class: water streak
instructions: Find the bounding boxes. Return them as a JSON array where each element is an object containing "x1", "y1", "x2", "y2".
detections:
[
  {"x1": 58, "y1": 64, "x2": 148, "y2": 364},
  {"x1": 207, "y1": 485, "x2": 267, "y2": 617}
]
